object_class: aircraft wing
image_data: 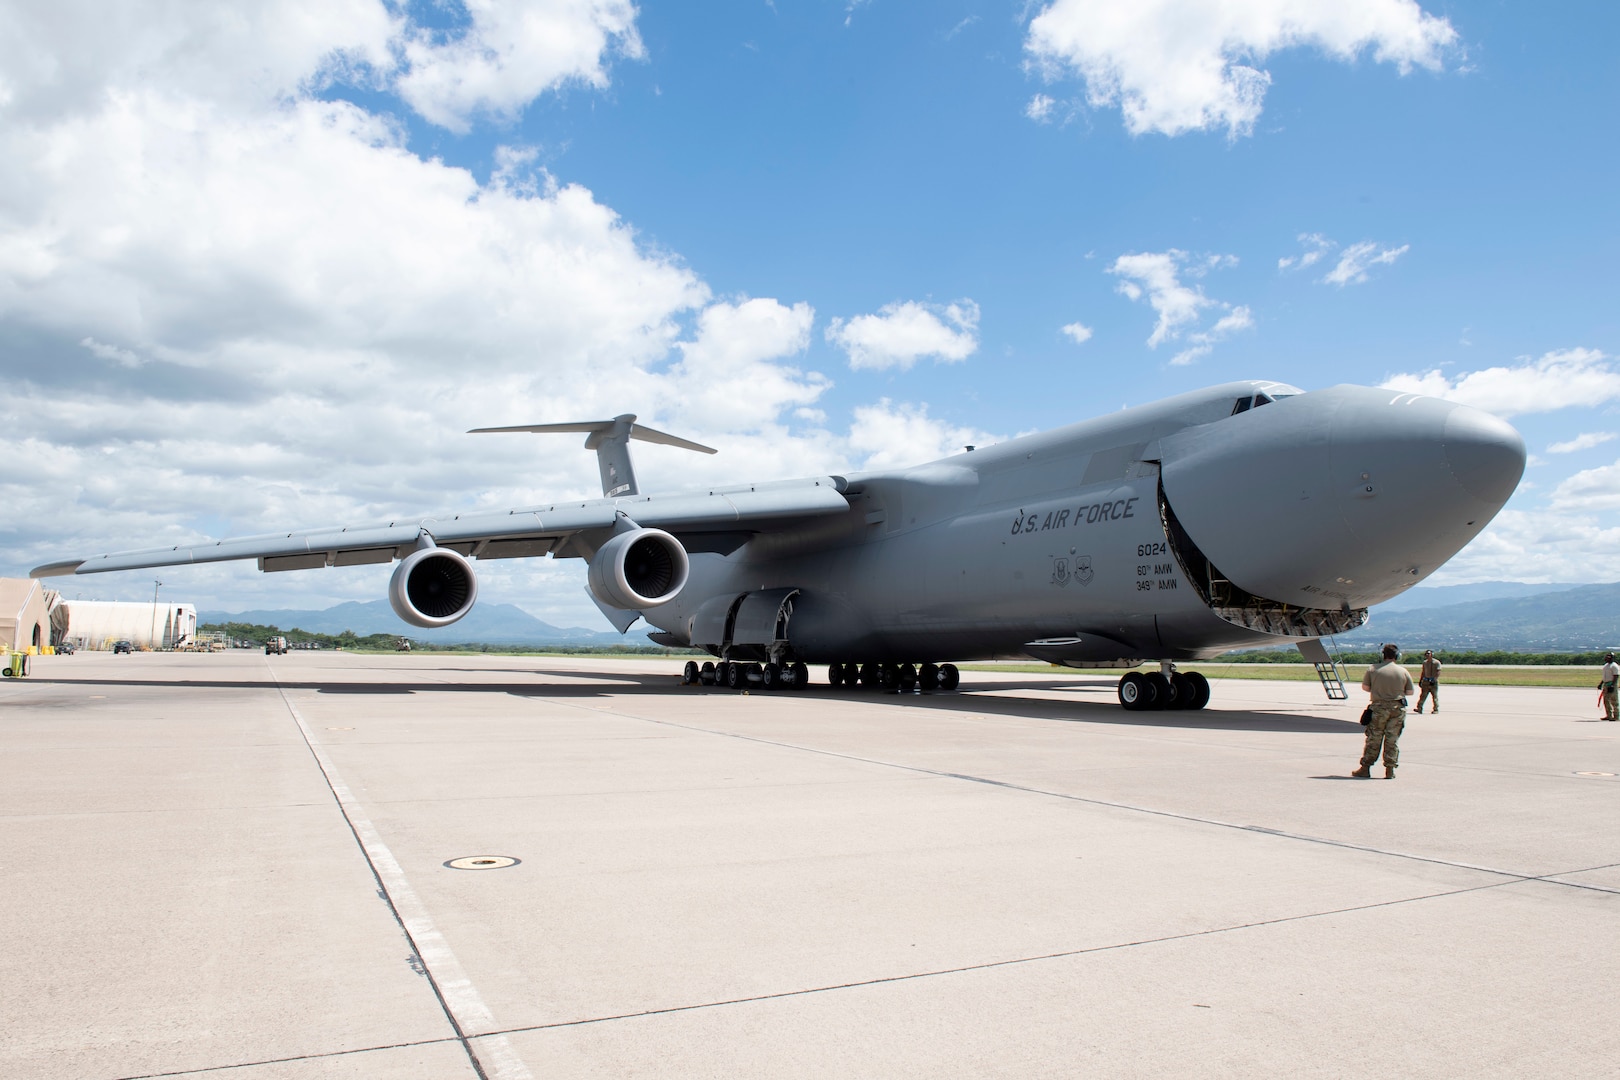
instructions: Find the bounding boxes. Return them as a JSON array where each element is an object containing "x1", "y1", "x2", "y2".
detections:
[{"x1": 31, "y1": 476, "x2": 851, "y2": 578}]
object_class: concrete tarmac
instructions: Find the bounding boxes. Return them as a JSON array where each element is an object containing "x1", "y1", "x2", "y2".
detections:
[{"x1": 2, "y1": 651, "x2": 1616, "y2": 1079}]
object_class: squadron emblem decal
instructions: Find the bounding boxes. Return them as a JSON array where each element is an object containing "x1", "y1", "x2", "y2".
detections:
[
  {"x1": 1075, "y1": 555, "x2": 1094, "y2": 586},
  {"x1": 1051, "y1": 557, "x2": 1070, "y2": 586}
]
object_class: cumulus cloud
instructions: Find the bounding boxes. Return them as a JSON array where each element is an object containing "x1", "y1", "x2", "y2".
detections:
[
  {"x1": 1024, "y1": 0, "x2": 1457, "y2": 137},
  {"x1": 0, "y1": 0, "x2": 397, "y2": 122},
  {"x1": 1107, "y1": 250, "x2": 1251, "y2": 364},
  {"x1": 826, "y1": 300, "x2": 980, "y2": 371},
  {"x1": 1026, "y1": 93, "x2": 1058, "y2": 122},
  {"x1": 1323, "y1": 239, "x2": 1410, "y2": 286},
  {"x1": 0, "y1": 1, "x2": 643, "y2": 133},
  {"x1": 1548, "y1": 432, "x2": 1617, "y2": 455},
  {"x1": 1060, "y1": 322, "x2": 1093, "y2": 345},
  {"x1": 661, "y1": 298, "x2": 826, "y2": 432},
  {"x1": 0, "y1": 0, "x2": 965, "y2": 628},
  {"x1": 1278, "y1": 232, "x2": 1333, "y2": 272},
  {"x1": 1423, "y1": 507, "x2": 1620, "y2": 585},
  {"x1": 1381, "y1": 349, "x2": 1620, "y2": 418},
  {"x1": 847, "y1": 400, "x2": 998, "y2": 473},
  {"x1": 1550, "y1": 464, "x2": 1620, "y2": 512},
  {"x1": 396, "y1": 0, "x2": 645, "y2": 132}
]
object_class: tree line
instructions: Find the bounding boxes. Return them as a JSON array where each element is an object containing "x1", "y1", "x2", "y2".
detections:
[{"x1": 1222, "y1": 649, "x2": 1617, "y2": 666}]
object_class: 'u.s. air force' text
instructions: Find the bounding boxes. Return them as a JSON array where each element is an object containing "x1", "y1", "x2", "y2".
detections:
[{"x1": 1010, "y1": 497, "x2": 1140, "y2": 536}]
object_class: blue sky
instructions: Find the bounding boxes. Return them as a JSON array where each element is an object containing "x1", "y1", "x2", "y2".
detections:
[{"x1": 2, "y1": 1, "x2": 1617, "y2": 625}]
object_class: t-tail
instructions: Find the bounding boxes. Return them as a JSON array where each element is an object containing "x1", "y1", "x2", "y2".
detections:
[{"x1": 470, "y1": 414, "x2": 717, "y2": 497}]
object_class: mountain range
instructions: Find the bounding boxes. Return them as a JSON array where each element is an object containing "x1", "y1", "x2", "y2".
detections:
[
  {"x1": 199, "y1": 599, "x2": 655, "y2": 646},
  {"x1": 1338, "y1": 582, "x2": 1620, "y2": 651},
  {"x1": 201, "y1": 580, "x2": 1620, "y2": 651}
]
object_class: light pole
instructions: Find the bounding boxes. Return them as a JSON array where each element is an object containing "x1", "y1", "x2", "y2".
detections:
[{"x1": 151, "y1": 579, "x2": 163, "y2": 650}]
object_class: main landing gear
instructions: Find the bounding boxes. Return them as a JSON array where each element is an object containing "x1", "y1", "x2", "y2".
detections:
[
  {"x1": 682, "y1": 659, "x2": 811, "y2": 691},
  {"x1": 826, "y1": 661, "x2": 959, "y2": 693},
  {"x1": 1117, "y1": 666, "x2": 1210, "y2": 711},
  {"x1": 680, "y1": 660, "x2": 962, "y2": 693}
]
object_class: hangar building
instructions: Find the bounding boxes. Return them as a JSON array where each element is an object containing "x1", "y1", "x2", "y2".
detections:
[{"x1": 58, "y1": 601, "x2": 198, "y2": 651}]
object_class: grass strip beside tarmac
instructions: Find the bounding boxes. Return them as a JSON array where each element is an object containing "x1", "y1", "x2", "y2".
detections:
[{"x1": 959, "y1": 663, "x2": 1605, "y2": 688}]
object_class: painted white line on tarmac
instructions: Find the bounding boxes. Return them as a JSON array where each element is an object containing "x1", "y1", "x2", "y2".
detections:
[{"x1": 273, "y1": 680, "x2": 535, "y2": 1080}]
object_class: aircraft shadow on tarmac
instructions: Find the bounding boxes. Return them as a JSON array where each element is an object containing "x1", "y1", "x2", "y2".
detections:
[{"x1": 29, "y1": 672, "x2": 1358, "y2": 734}]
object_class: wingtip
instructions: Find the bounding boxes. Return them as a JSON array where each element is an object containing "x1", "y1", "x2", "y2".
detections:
[{"x1": 31, "y1": 560, "x2": 84, "y2": 579}]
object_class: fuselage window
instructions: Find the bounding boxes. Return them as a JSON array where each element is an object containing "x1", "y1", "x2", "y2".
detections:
[{"x1": 1231, "y1": 397, "x2": 1252, "y2": 415}]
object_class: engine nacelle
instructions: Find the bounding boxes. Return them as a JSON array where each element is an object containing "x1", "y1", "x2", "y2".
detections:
[
  {"x1": 587, "y1": 528, "x2": 689, "y2": 610},
  {"x1": 389, "y1": 546, "x2": 479, "y2": 628}
]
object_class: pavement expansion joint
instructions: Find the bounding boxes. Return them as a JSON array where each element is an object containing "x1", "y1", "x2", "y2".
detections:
[
  {"x1": 478, "y1": 875, "x2": 1526, "y2": 1039},
  {"x1": 268, "y1": 665, "x2": 534, "y2": 1080},
  {"x1": 540, "y1": 696, "x2": 1615, "y2": 894},
  {"x1": 108, "y1": 1036, "x2": 465, "y2": 1080}
]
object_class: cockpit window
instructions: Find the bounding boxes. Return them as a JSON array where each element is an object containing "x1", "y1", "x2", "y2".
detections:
[
  {"x1": 1231, "y1": 397, "x2": 1252, "y2": 415},
  {"x1": 1253, "y1": 392, "x2": 1273, "y2": 408}
]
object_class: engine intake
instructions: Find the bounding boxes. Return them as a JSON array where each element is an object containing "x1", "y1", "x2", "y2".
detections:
[
  {"x1": 588, "y1": 528, "x2": 689, "y2": 610},
  {"x1": 389, "y1": 546, "x2": 479, "y2": 628}
]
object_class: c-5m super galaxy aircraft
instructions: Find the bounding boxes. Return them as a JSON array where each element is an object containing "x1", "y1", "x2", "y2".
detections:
[{"x1": 34, "y1": 382, "x2": 1525, "y2": 710}]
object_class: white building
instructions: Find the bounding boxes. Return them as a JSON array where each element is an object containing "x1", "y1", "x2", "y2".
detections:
[{"x1": 59, "y1": 601, "x2": 198, "y2": 651}]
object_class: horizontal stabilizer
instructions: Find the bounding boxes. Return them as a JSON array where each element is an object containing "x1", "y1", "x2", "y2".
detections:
[
  {"x1": 471, "y1": 413, "x2": 715, "y2": 496},
  {"x1": 470, "y1": 415, "x2": 716, "y2": 455}
]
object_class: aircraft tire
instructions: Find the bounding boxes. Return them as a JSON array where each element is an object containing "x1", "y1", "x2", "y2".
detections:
[
  {"x1": 791, "y1": 662, "x2": 809, "y2": 690},
  {"x1": 919, "y1": 663, "x2": 939, "y2": 691},
  {"x1": 1186, "y1": 671, "x2": 1211, "y2": 710},
  {"x1": 726, "y1": 662, "x2": 742, "y2": 689},
  {"x1": 1169, "y1": 672, "x2": 1194, "y2": 709},
  {"x1": 899, "y1": 663, "x2": 917, "y2": 692},
  {"x1": 762, "y1": 663, "x2": 782, "y2": 690},
  {"x1": 860, "y1": 662, "x2": 879, "y2": 688},
  {"x1": 939, "y1": 664, "x2": 960, "y2": 691},
  {"x1": 1119, "y1": 671, "x2": 1156, "y2": 710},
  {"x1": 881, "y1": 663, "x2": 900, "y2": 692},
  {"x1": 1145, "y1": 672, "x2": 1174, "y2": 709},
  {"x1": 700, "y1": 661, "x2": 716, "y2": 685},
  {"x1": 683, "y1": 660, "x2": 699, "y2": 685},
  {"x1": 828, "y1": 662, "x2": 844, "y2": 687}
]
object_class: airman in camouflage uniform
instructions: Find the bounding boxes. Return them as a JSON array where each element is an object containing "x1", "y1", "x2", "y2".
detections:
[
  {"x1": 1353, "y1": 644, "x2": 1414, "y2": 779},
  {"x1": 1600, "y1": 653, "x2": 1618, "y2": 721},
  {"x1": 1414, "y1": 650, "x2": 1441, "y2": 713}
]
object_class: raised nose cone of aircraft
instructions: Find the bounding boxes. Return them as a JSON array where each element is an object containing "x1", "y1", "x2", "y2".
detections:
[
  {"x1": 1444, "y1": 404, "x2": 1526, "y2": 506},
  {"x1": 1159, "y1": 386, "x2": 1525, "y2": 612}
]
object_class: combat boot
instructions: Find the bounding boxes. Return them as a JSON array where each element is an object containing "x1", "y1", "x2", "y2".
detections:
[
  {"x1": 1384, "y1": 766, "x2": 1395, "y2": 779},
  {"x1": 1350, "y1": 765, "x2": 1371, "y2": 778}
]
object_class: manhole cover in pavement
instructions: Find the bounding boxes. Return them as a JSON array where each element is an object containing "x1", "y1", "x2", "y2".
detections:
[
  {"x1": 444, "y1": 856, "x2": 521, "y2": 870},
  {"x1": 1573, "y1": 771, "x2": 1616, "y2": 778}
]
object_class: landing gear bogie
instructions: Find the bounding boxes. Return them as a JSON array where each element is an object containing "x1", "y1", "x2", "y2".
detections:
[
  {"x1": 1119, "y1": 668, "x2": 1209, "y2": 711},
  {"x1": 691, "y1": 658, "x2": 961, "y2": 693}
]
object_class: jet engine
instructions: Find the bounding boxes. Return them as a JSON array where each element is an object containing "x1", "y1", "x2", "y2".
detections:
[
  {"x1": 389, "y1": 546, "x2": 479, "y2": 628},
  {"x1": 587, "y1": 528, "x2": 689, "y2": 610}
]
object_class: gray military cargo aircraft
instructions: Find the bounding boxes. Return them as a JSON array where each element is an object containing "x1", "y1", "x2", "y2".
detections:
[{"x1": 33, "y1": 381, "x2": 1525, "y2": 710}]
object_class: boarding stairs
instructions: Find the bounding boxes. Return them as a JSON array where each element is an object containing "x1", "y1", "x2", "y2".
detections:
[{"x1": 1297, "y1": 637, "x2": 1350, "y2": 701}]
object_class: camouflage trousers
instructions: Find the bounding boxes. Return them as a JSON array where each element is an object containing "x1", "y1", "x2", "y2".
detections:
[
  {"x1": 1360, "y1": 703, "x2": 1406, "y2": 770},
  {"x1": 1414, "y1": 679, "x2": 1438, "y2": 712}
]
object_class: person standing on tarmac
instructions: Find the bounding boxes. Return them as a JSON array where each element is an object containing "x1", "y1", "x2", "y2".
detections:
[
  {"x1": 1600, "y1": 653, "x2": 1619, "y2": 721},
  {"x1": 1414, "y1": 650, "x2": 1442, "y2": 714},
  {"x1": 1354, "y1": 644, "x2": 1414, "y2": 779}
]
